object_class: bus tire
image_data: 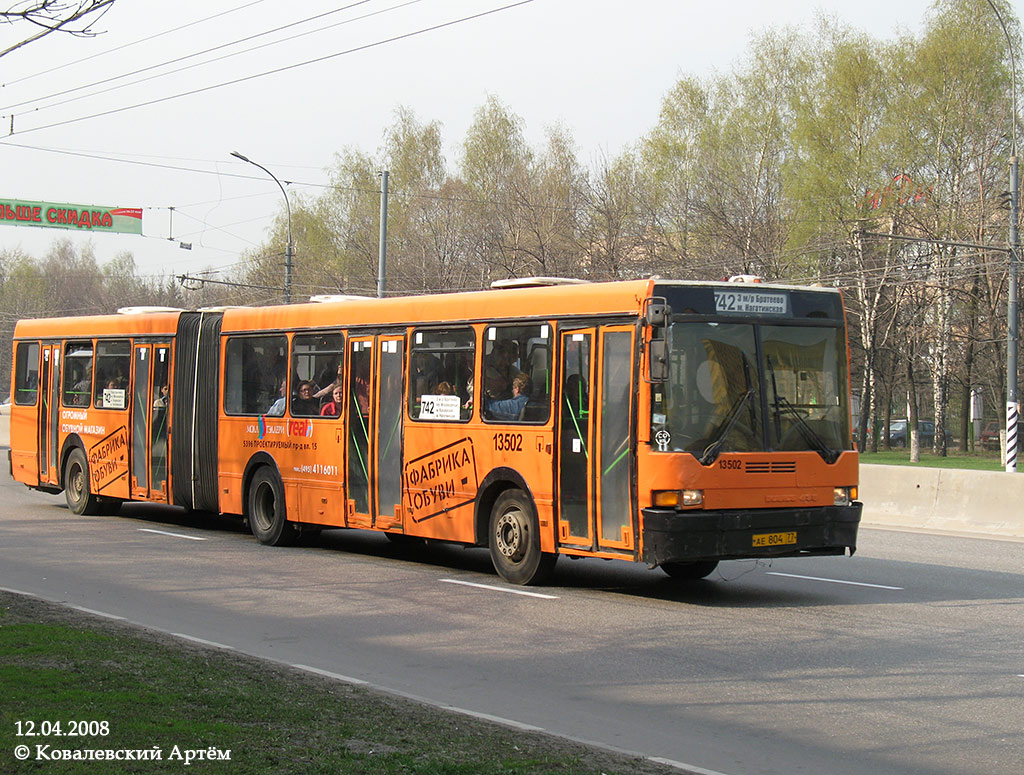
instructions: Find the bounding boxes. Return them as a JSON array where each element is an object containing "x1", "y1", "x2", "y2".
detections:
[
  {"x1": 247, "y1": 467, "x2": 297, "y2": 547},
  {"x1": 64, "y1": 447, "x2": 100, "y2": 516},
  {"x1": 488, "y1": 489, "x2": 555, "y2": 586},
  {"x1": 661, "y1": 560, "x2": 719, "y2": 580}
]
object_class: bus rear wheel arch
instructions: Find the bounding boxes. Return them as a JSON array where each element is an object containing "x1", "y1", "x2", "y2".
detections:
[
  {"x1": 246, "y1": 465, "x2": 297, "y2": 547},
  {"x1": 488, "y1": 489, "x2": 555, "y2": 586}
]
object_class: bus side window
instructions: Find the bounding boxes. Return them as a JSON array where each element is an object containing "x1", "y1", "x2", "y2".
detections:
[
  {"x1": 63, "y1": 341, "x2": 93, "y2": 407},
  {"x1": 14, "y1": 341, "x2": 39, "y2": 406},
  {"x1": 224, "y1": 335, "x2": 289, "y2": 416},
  {"x1": 291, "y1": 332, "x2": 344, "y2": 417},
  {"x1": 408, "y1": 328, "x2": 475, "y2": 422},
  {"x1": 93, "y1": 339, "x2": 131, "y2": 409},
  {"x1": 481, "y1": 324, "x2": 551, "y2": 424}
]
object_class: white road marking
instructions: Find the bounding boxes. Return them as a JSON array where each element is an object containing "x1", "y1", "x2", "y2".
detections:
[
  {"x1": 649, "y1": 757, "x2": 734, "y2": 775},
  {"x1": 70, "y1": 606, "x2": 125, "y2": 620},
  {"x1": 766, "y1": 572, "x2": 903, "y2": 590},
  {"x1": 171, "y1": 633, "x2": 234, "y2": 650},
  {"x1": 293, "y1": 665, "x2": 368, "y2": 686},
  {"x1": 440, "y1": 578, "x2": 559, "y2": 599},
  {"x1": 138, "y1": 528, "x2": 206, "y2": 541}
]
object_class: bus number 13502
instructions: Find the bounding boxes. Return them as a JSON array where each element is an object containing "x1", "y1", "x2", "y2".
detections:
[{"x1": 493, "y1": 433, "x2": 523, "y2": 452}]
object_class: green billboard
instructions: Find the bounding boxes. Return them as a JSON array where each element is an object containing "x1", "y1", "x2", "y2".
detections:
[{"x1": 0, "y1": 198, "x2": 142, "y2": 235}]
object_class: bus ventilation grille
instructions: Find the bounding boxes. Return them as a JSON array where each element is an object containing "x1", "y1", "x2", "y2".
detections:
[{"x1": 744, "y1": 461, "x2": 797, "y2": 474}]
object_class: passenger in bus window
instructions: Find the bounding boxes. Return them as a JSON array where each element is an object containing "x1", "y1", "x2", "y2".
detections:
[
  {"x1": 292, "y1": 380, "x2": 319, "y2": 416},
  {"x1": 320, "y1": 386, "x2": 344, "y2": 417},
  {"x1": 314, "y1": 363, "x2": 343, "y2": 401},
  {"x1": 484, "y1": 340, "x2": 519, "y2": 399},
  {"x1": 485, "y1": 372, "x2": 530, "y2": 421},
  {"x1": 462, "y1": 376, "x2": 474, "y2": 413},
  {"x1": 266, "y1": 379, "x2": 287, "y2": 416},
  {"x1": 153, "y1": 383, "x2": 169, "y2": 408},
  {"x1": 411, "y1": 352, "x2": 439, "y2": 399},
  {"x1": 353, "y1": 372, "x2": 370, "y2": 414}
]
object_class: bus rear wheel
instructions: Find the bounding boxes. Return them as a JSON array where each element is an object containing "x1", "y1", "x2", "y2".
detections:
[
  {"x1": 64, "y1": 447, "x2": 100, "y2": 516},
  {"x1": 661, "y1": 560, "x2": 719, "y2": 580},
  {"x1": 488, "y1": 489, "x2": 555, "y2": 586},
  {"x1": 247, "y1": 467, "x2": 297, "y2": 547}
]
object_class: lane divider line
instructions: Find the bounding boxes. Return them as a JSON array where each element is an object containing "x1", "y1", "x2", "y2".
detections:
[
  {"x1": 766, "y1": 572, "x2": 903, "y2": 590},
  {"x1": 138, "y1": 528, "x2": 207, "y2": 541},
  {"x1": 440, "y1": 578, "x2": 559, "y2": 599}
]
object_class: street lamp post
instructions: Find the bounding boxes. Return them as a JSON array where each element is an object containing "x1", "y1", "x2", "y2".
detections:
[
  {"x1": 230, "y1": 151, "x2": 293, "y2": 304},
  {"x1": 987, "y1": 0, "x2": 1019, "y2": 471}
]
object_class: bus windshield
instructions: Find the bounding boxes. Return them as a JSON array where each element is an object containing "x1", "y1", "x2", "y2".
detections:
[{"x1": 657, "y1": 320, "x2": 851, "y2": 461}]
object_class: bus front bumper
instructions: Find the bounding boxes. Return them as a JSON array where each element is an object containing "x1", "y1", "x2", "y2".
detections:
[{"x1": 641, "y1": 503, "x2": 862, "y2": 567}]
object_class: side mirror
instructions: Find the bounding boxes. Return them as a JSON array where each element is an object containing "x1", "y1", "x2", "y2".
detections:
[
  {"x1": 649, "y1": 339, "x2": 668, "y2": 382},
  {"x1": 645, "y1": 301, "x2": 670, "y2": 328}
]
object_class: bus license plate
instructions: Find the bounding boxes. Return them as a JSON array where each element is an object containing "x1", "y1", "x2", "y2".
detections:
[{"x1": 753, "y1": 531, "x2": 797, "y2": 547}]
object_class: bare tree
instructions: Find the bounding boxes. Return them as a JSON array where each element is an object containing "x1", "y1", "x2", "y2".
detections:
[{"x1": 1, "y1": 1, "x2": 115, "y2": 58}]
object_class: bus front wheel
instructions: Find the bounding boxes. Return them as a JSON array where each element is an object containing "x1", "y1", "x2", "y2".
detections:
[
  {"x1": 488, "y1": 489, "x2": 555, "y2": 586},
  {"x1": 661, "y1": 560, "x2": 719, "y2": 580},
  {"x1": 247, "y1": 467, "x2": 297, "y2": 547},
  {"x1": 64, "y1": 447, "x2": 100, "y2": 516}
]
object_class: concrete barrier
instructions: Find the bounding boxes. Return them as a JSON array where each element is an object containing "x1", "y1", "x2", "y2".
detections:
[{"x1": 860, "y1": 463, "x2": 1024, "y2": 539}]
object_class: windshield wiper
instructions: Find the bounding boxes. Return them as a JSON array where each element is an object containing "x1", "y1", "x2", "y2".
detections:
[
  {"x1": 699, "y1": 388, "x2": 754, "y2": 466},
  {"x1": 776, "y1": 395, "x2": 839, "y2": 464},
  {"x1": 764, "y1": 355, "x2": 840, "y2": 465}
]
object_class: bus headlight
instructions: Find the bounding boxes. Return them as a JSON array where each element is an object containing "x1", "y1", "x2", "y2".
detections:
[
  {"x1": 834, "y1": 486, "x2": 856, "y2": 506},
  {"x1": 682, "y1": 489, "x2": 704, "y2": 506}
]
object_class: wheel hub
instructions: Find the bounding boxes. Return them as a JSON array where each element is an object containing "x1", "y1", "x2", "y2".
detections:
[{"x1": 495, "y1": 511, "x2": 525, "y2": 561}]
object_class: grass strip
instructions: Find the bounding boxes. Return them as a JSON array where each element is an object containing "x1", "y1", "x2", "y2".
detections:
[
  {"x1": 860, "y1": 449, "x2": 1005, "y2": 470},
  {"x1": 0, "y1": 592, "x2": 676, "y2": 775}
]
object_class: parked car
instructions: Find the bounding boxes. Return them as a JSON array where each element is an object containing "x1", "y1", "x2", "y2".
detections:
[
  {"x1": 887, "y1": 419, "x2": 953, "y2": 447},
  {"x1": 980, "y1": 420, "x2": 1024, "y2": 451},
  {"x1": 980, "y1": 421, "x2": 1001, "y2": 450}
]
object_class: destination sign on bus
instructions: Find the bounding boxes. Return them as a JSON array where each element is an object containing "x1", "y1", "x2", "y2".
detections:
[{"x1": 714, "y1": 290, "x2": 788, "y2": 315}]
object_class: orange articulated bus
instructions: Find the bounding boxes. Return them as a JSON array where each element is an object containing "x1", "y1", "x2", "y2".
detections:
[{"x1": 9, "y1": 278, "x2": 861, "y2": 585}]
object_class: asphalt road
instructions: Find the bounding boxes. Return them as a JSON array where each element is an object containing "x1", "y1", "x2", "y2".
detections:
[{"x1": 1, "y1": 466, "x2": 1021, "y2": 775}]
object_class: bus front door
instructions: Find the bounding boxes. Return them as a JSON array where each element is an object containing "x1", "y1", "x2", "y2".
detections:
[
  {"x1": 558, "y1": 326, "x2": 635, "y2": 553},
  {"x1": 130, "y1": 344, "x2": 171, "y2": 503}
]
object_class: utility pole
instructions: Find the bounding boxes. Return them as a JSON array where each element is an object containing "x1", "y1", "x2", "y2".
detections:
[
  {"x1": 987, "y1": 0, "x2": 1019, "y2": 471},
  {"x1": 377, "y1": 170, "x2": 389, "y2": 299}
]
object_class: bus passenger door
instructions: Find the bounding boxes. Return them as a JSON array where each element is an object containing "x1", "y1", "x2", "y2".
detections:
[
  {"x1": 38, "y1": 344, "x2": 61, "y2": 488},
  {"x1": 374, "y1": 335, "x2": 404, "y2": 529},
  {"x1": 130, "y1": 343, "x2": 171, "y2": 503},
  {"x1": 558, "y1": 326, "x2": 636, "y2": 552},
  {"x1": 346, "y1": 338, "x2": 375, "y2": 527},
  {"x1": 558, "y1": 329, "x2": 595, "y2": 546}
]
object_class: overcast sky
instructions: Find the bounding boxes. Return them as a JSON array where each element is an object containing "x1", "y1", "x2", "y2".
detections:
[{"x1": 0, "y1": 0, "x2": 938, "y2": 283}]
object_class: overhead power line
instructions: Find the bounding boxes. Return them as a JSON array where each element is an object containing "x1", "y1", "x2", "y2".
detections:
[
  {"x1": 1, "y1": 0, "x2": 270, "y2": 88},
  {"x1": 1, "y1": 0, "x2": 413, "y2": 115},
  {"x1": 5, "y1": 0, "x2": 536, "y2": 136}
]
